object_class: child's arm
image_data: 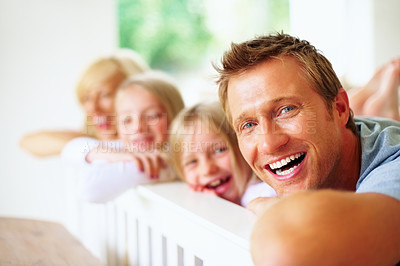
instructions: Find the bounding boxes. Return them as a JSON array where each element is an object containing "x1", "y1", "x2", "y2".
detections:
[
  {"x1": 76, "y1": 161, "x2": 167, "y2": 203},
  {"x1": 62, "y1": 139, "x2": 175, "y2": 203},
  {"x1": 86, "y1": 148, "x2": 166, "y2": 179},
  {"x1": 76, "y1": 151, "x2": 175, "y2": 203}
]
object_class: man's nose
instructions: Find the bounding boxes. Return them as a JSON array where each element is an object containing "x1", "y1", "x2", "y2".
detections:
[{"x1": 256, "y1": 122, "x2": 289, "y2": 154}]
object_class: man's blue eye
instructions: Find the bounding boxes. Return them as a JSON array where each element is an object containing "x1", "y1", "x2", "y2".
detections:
[
  {"x1": 243, "y1": 122, "x2": 256, "y2": 129},
  {"x1": 281, "y1": 106, "x2": 294, "y2": 114}
]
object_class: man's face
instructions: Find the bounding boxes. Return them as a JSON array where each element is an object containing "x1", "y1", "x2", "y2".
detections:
[{"x1": 227, "y1": 57, "x2": 343, "y2": 197}]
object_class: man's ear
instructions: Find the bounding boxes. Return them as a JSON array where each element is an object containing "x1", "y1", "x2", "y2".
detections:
[{"x1": 334, "y1": 88, "x2": 351, "y2": 126}]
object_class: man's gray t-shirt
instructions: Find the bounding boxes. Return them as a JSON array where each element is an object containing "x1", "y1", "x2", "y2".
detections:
[{"x1": 355, "y1": 117, "x2": 400, "y2": 200}]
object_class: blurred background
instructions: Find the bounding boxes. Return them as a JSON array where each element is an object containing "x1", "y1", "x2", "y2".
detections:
[{"x1": 0, "y1": 0, "x2": 399, "y2": 225}]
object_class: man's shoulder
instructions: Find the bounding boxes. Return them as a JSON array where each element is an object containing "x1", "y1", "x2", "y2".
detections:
[
  {"x1": 356, "y1": 117, "x2": 400, "y2": 199},
  {"x1": 355, "y1": 117, "x2": 400, "y2": 143},
  {"x1": 355, "y1": 117, "x2": 400, "y2": 131}
]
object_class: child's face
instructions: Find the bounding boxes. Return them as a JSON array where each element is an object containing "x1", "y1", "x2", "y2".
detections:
[
  {"x1": 116, "y1": 85, "x2": 169, "y2": 151},
  {"x1": 180, "y1": 125, "x2": 245, "y2": 204}
]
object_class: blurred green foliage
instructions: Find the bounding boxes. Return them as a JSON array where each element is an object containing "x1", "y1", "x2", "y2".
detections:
[
  {"x1": 118, "y1": 0, "x2": 213, "y2": 71},
  {"x1": 118, "y1": 0, "x2": 289, "y2": 71}
]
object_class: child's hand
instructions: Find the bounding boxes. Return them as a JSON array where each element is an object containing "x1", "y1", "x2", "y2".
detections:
[
  {"x1": 128, "y1": 151, "x2": 166, "y2": 180},
  {"x1": 86, "y1": 147, "x2": 166, "y2": 180},
  {"x1": 86, "y1": 148, "x2": 133, "y2": 163}
]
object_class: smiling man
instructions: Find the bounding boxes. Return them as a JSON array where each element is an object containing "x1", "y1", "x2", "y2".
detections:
[{"x1": 215, "y1": 33, "x2": 400, "y2": 265}]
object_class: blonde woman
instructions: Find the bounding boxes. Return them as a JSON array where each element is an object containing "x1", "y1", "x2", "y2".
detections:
[{"x1": 20, "y1": 49, "x2": 149, "y2": 157}]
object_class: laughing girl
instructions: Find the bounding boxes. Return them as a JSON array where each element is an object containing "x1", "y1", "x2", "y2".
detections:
[{"x1": 169, "y1": 102, "x2": 276, "y2": 206}]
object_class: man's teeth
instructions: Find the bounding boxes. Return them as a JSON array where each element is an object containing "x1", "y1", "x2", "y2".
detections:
[
  {"x1": 276, "y1": 165, "x2": 298, "y2": 176},
  {"x1": 269, "y1": 152, "x2": 303, "y2": 170},
  {"x1": 268, "y1": 152, "x2": 304, "y2": 176}
]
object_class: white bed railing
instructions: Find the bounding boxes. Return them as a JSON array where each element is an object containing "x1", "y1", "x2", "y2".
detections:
[
  {"x1": 71, "y1": 181, "x2": 257, "y2": 266},
  {"x1": 69, "y1": 182, "x2": 256, "y2": 266}
]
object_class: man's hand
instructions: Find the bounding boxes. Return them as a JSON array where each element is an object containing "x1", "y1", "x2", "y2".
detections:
[{"x1": 246, "y1": 196, "x2": 280, "y2": 216}]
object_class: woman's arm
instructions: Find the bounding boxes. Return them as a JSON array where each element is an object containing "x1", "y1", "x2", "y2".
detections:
[
  {"x1": 250, "y1": 190, "x2": 400, "y2": 266},
  {"x1": 20, "y1": 130, "x2": 86, "y2": 157}
]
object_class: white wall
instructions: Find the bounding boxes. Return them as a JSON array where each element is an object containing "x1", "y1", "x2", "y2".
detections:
[
  {"x1": 290, "y1": 0, "x2": 400, "y2": 87},
  {"x1": 373, "y1": 0, "x2": 400, "y2": 67},
  {"x1": 0, "y1": 0, "x2": 118, "y2": 224}
]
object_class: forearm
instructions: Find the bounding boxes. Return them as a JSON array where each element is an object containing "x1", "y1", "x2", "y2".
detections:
[
  {"x1": 77, "y1": 162, "x2": 151, "y2": 203},
  {"x1": 20, "y1": 130, "x2": 85, "y2": 157},
  {"x1": 250, "y1": 190, "x2": 400, "y2": 266},
  {"x1": 85, "y1": 149, "x2": 132, "y2": 163}
]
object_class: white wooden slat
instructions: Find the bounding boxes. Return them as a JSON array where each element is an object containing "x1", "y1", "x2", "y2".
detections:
[
  {"x1": 115, "y1": 208, "x2": 128, "y2": 266},
  {"x1": 162, "y1": 235, "x2": 168, "y2": 266},
  {"x1": 125, "y1": 214, "x2": 139, "y2": 266},
  {"x1": 166, "y1": 237, "x2": 179, "y2": 266},
  {"x1": 150, "y1": 226, "x2": 164, "y2": 266},
  {"x1": 194, "y1": 256, "x2": 203, "y2": 266},
  {"x1": 106, "y1": 203, "x2": 118, "y2": 266},
  {"x1": 177, "y1": 245, "x2": 184, "y2": 266},
  {"x1": 182, "y1": 248, "x2": 196, "y2": 266},
  {"x1": 137, "y1": 220, "x2": 151, "y2": 266}
]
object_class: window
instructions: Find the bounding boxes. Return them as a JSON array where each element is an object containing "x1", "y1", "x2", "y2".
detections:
[{"x1": 118, "y1": 0, "x2": 290, "y2": 102}]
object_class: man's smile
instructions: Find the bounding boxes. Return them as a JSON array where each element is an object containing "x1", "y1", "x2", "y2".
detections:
[{"x1": 265, "y1": 152, "x2": 306, "y2": 177}]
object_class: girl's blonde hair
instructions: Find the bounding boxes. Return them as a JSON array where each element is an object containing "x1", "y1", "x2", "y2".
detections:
[
  {"x1": 76, "y1": 49, "x2": 149, "y2": 137},
  {"x1": 169, "y1": 102, "x2": 250, "y2": 196}
]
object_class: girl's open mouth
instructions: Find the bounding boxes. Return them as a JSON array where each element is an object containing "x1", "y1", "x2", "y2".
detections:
[{"x1": 205, "y1": 176, "x2": 231, "y2": 190}]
